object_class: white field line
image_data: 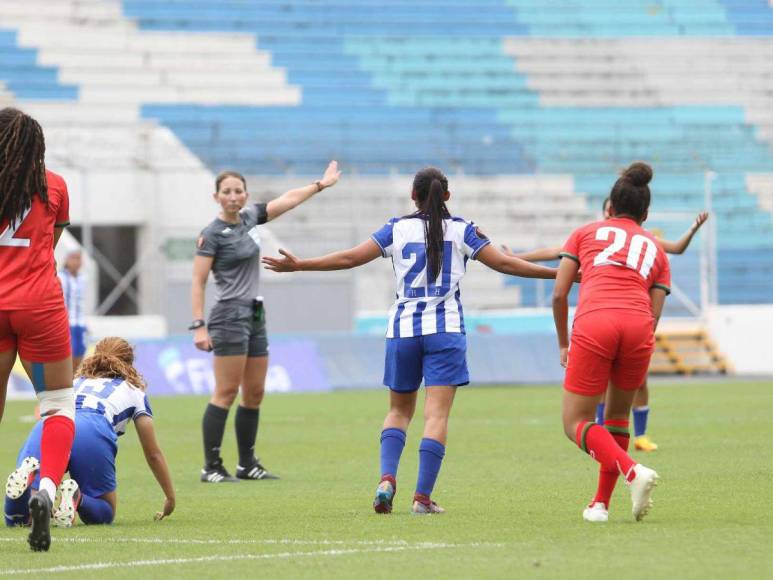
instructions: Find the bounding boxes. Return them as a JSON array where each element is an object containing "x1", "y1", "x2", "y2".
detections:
[
  {"x1": 0, "y1": 537, "x2": 502, "y2": 548},
  {"x1": 0, "y1": 544, "x2": 487, "y2": 575}
]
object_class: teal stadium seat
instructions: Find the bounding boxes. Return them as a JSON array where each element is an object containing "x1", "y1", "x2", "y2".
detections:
[{"x1": 0, "y1": 29, "x2": 78, "y2": 100}]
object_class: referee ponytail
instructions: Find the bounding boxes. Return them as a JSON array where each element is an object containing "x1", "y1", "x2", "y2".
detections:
[
  {"x1": 0, "y1": 108, "x2": 47, "y2": 227},
  {"x1": 412, "y1": 167, "x2": 451, "y2": 284},
  {"x1": 77, "y1": 337, "x2": 147, "y2": 391}
]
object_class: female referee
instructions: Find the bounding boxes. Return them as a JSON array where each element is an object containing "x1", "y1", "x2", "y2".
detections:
[
  {"x1": 0, "y1": 107, "x2": 76, "y2": 551},
  {"x1": 263, "y1": 166, "x2": 560, "y2": 514},
  {"x1": 192, "y1": 161, "x2": 341, "y2": 483},
  {"x1": 552, "y1": 162, "x2": 669, "y2": 523},
  {"x1": 506, "y1": 198, "x2": 708, "y2": 452},
  {"x1": 5, "y1": 337, "x2": 175, "y2": 527}
]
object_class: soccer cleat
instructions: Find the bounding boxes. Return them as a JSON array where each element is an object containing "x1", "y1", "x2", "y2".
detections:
[
  {"x1": 373, "y1": 476, "x2": 396, "y2": 514},
  {"x1": 27, "y1": 490, "x2": 53, "y2": 552},
  {"x1": 635, "y1": 435, "x2": 659, "y2": 452},
  {"x1": 236, "y1": 458, "x2": 279, "y2": 481},
  {"x1": 200, "y1": 459, "x2": 239, "y2": 483},
  {"x1": 411, "y1": 493, "x2": 445, "y2": 515},
  {"x1": 627, "y1": 464, "x2": 659, "y2": 521},
  {"x1": 583, "y1": 502, "x2": 609, "y2": 523},
  {"x1": 6, "y1": 457, "x2": 40, "y2": 500},
  {"x1": 52, "y1": 479, "x2": 81, "y2": 528}
]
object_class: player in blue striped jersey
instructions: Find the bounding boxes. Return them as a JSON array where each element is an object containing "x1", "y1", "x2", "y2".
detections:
[
  {"x1": 5, "y1": 337, "x2": 175, "y2": 527},
  {"x1": 263, "y1": 167, "x2": 559, "y2": 514}
]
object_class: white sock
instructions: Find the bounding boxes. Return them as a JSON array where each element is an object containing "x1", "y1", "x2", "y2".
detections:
[{"x1": 38, "y1": 478, "x2": 57, "y2": 503}]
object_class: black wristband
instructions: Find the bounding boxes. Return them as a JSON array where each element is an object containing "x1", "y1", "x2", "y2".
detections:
[
  {"x1": 314, "y1": 180, "x2": 323, "y2": 193},
  {"x1": 188, "y1": 319, "x2": 206, "y2": 331}
]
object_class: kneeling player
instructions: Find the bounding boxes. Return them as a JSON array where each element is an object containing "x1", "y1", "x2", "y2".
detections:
[{"x1": 4, "y1": 337, "x2": 175, "y2": 527}]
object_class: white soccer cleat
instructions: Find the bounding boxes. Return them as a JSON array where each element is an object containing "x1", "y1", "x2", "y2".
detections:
[
  {"x1": 52, "y1": 479, "x2": 81, "y2": 528},
  {"x1": 627, "y1": 464, "x2": 659, "y2": 521},
  {"x1": 5, "y1": 457, "x2": 40, "y2": 500},
  {"x1": 583, "y1": 502, "x2": 609, "y2": 523}
]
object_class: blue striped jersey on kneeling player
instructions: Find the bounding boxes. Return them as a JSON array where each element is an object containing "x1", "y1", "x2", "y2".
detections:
[
  {"x1": 74, "y1": 376, "x2": 153, "y2": 436},
  {"x1": 371, "y1": 215, "x2": 490, "y2": 338}
]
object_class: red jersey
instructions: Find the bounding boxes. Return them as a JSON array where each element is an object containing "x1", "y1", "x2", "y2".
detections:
[
  {"x1": 0, "y1": 170, "x2": 70, "y2": 310},
  {"x1": 561, "y1": 217, "x2": 671, "y2": 322}
]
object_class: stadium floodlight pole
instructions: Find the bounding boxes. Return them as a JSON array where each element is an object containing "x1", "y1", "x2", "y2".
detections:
[{"x1": 700, "y1": 170, "x2": 717, "y2": 315}]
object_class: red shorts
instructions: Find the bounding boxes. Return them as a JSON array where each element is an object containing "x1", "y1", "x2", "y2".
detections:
[
  {"x1": 0, "y1": 306, "x2": 71, "y2": 362},
  {"x1": 564, "y1": 310, "x2": 655, "y2": 396}
]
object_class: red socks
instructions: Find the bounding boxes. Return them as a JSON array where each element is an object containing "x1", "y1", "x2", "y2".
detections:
[
  {"x1": 39, "y1": 416, "x2": 75, "y2": 488},
  {"x1": 592, "y1": 419, "x2": 631, "y2": 508},
  {"x1": 576, "y1": 420, "x2": 636, "y2": 487}
]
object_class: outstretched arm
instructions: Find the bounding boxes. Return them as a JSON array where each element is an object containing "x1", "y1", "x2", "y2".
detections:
[
  {"x1": 476, "y1": 245, "x2": 558, "y2": 279},
  {"x1": 262, "y1": 239, "x2": 382, "y2": 272},
  {"x1": 501, "y1": 245, "x2": 562, "y2": 263},
  {"x1": 265, "y1": 161, "x2": 341, "y2": 222},
  {"x1": 134, "y1": 415, "x2": 175, "y2": 520},
  {"x1": 552, "y1": 257, "x2": 580, "y2": 368},
  {"x1": 660, "y1": 212, "x2": 709, "y2": 255}
]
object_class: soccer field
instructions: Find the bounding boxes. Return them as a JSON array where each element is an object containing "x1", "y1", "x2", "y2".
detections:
[{"x1": 1, "y1": 381, "x2": 771, "y2": 579}]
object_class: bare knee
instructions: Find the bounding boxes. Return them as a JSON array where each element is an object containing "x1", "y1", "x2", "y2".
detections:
[
  {"x1": 211, "y1": 384, "x2": 239, "y2": 408},
  {"x1": 241, "y1": 385, "x2": 265, "y2": 409}
]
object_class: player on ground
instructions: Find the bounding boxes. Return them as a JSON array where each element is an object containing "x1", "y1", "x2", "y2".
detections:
[
  {"x1": 0, "y1": 108, "x2": 75, "y2": 551},
  {"x1": 552, "y1": 162, "x2": 669, "y2": 523},
  {"x1": 507, "y1": 198, "x2": 708, "y2": 452},
  {"x1": 5, "y1": 337, "x2": 175, "y2": 527},
  {"x1": 264, "y1": 167, "x2": 560, "y2": 514}
]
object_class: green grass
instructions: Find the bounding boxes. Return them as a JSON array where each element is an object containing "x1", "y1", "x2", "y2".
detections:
[{"x1": 1, "y1": 381, "x2": 772, "y2": 579}]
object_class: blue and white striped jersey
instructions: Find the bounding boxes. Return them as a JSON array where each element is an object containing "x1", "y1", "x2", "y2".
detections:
[
  {"x1": 371, "y1": 215, "x2": 490, "y2": 338},
  {"x1": 57, "y1": 269, "x2": 86, "y2": 326},
  {"x1": 74, "y1": 377, "x2": 153, "y2": 436}
]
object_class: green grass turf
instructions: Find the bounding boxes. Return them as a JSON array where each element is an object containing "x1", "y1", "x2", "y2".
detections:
[{"x1": 1, "y1": 381, "x2": 772, "y2": 579}]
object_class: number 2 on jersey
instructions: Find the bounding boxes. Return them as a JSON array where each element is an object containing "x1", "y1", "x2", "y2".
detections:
[
  {"x1": 403, "y1": 242, "x2": 453, "y2": 297},
  {"x1": 593, "y1": 226, "x2": 657, "y2": 278},
  {"x1": 0, "y1": 206, "x2": 32, "y2": 248}
]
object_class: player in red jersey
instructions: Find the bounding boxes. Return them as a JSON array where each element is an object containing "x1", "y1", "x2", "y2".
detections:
[
  {"x1": 552, "y1": 162, "x2": 669, "y2": 523},
  {"x1": 0, "y1": 108, "x2": 75, "y2": 551},
  {"x1": 506, "y1": 198, "x2": 708, "y2": 452}
]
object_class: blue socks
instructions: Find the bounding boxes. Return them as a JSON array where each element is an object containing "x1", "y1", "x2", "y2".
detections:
[
  {"x1": 379, "y1": 428, "x2": 406, "y2": 478},
  {"x1": 633, "y1": 406, "x2": 650, "y2": 437},
  {"x1": 595, "y1": 403, "x2": 605, "y2": 425},
  {"x1": 78, "y1": 494, "x2": 114, "y2": 525},
  {"x1": 4, "y1": 491, "x2": 30, "y2": 527},
  {"x1": 416, "y1": 438, "x2": 445, "y2": 497}
]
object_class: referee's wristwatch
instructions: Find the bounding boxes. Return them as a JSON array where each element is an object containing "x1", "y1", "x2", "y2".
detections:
[{"x1": 188, "y1": 319, "x2": 206, "y2": 331}]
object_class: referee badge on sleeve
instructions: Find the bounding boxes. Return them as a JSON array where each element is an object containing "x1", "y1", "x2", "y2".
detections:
[{"x1": 197, "y1": 235, "x2": 205, "y2": 249}]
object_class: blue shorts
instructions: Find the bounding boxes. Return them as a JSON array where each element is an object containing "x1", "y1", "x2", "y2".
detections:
[
  {"x1": 70, "y1": 325, "x2": 87, "y2": 358},
  {"x1": 17, "y1": 411, "x2": 118, "y2": 498},
  {"x1": 383, "y1": 332, "x2": 469, "y2": 393}
]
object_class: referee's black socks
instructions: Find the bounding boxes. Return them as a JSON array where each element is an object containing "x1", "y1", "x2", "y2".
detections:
[
  {"x1": 235, "y1": 406, "x2": 260, "y2": 467},
  {"x1": 202, "y1": 403, "x2": 229, "y2": 466}
]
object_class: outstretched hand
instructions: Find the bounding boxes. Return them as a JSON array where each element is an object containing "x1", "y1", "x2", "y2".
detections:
[
  {"x1": 693, "y1": 211, "x2": 709, "y2": 231},
  {"x1": 262, "y1": 249, "x2": 301, "y2": 272},
  {"x1": 319, "y1": 160, "x2": 341, "y2": 190}
]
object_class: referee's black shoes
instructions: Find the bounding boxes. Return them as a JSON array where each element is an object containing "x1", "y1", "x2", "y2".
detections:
[
  {"x1": 236, "y1": 458, "x2": 280, "y2": 480},
  {"x1": 200, "y1": 458, "x2": 239, "y2": 483}
]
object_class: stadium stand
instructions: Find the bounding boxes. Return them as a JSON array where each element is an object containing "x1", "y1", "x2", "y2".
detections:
[{"x1": 0, "y1": 0, "x2": 771, "y2": 318}]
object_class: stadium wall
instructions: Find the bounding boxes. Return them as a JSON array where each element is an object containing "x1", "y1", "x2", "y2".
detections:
[{"x1": 6, "y1": 332, "x2": 564, "y2": 400}]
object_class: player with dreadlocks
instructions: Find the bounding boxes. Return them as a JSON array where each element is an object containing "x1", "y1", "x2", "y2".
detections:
[{"x1": 0, "y1": 107, "x2": 75, "y2": 551}]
